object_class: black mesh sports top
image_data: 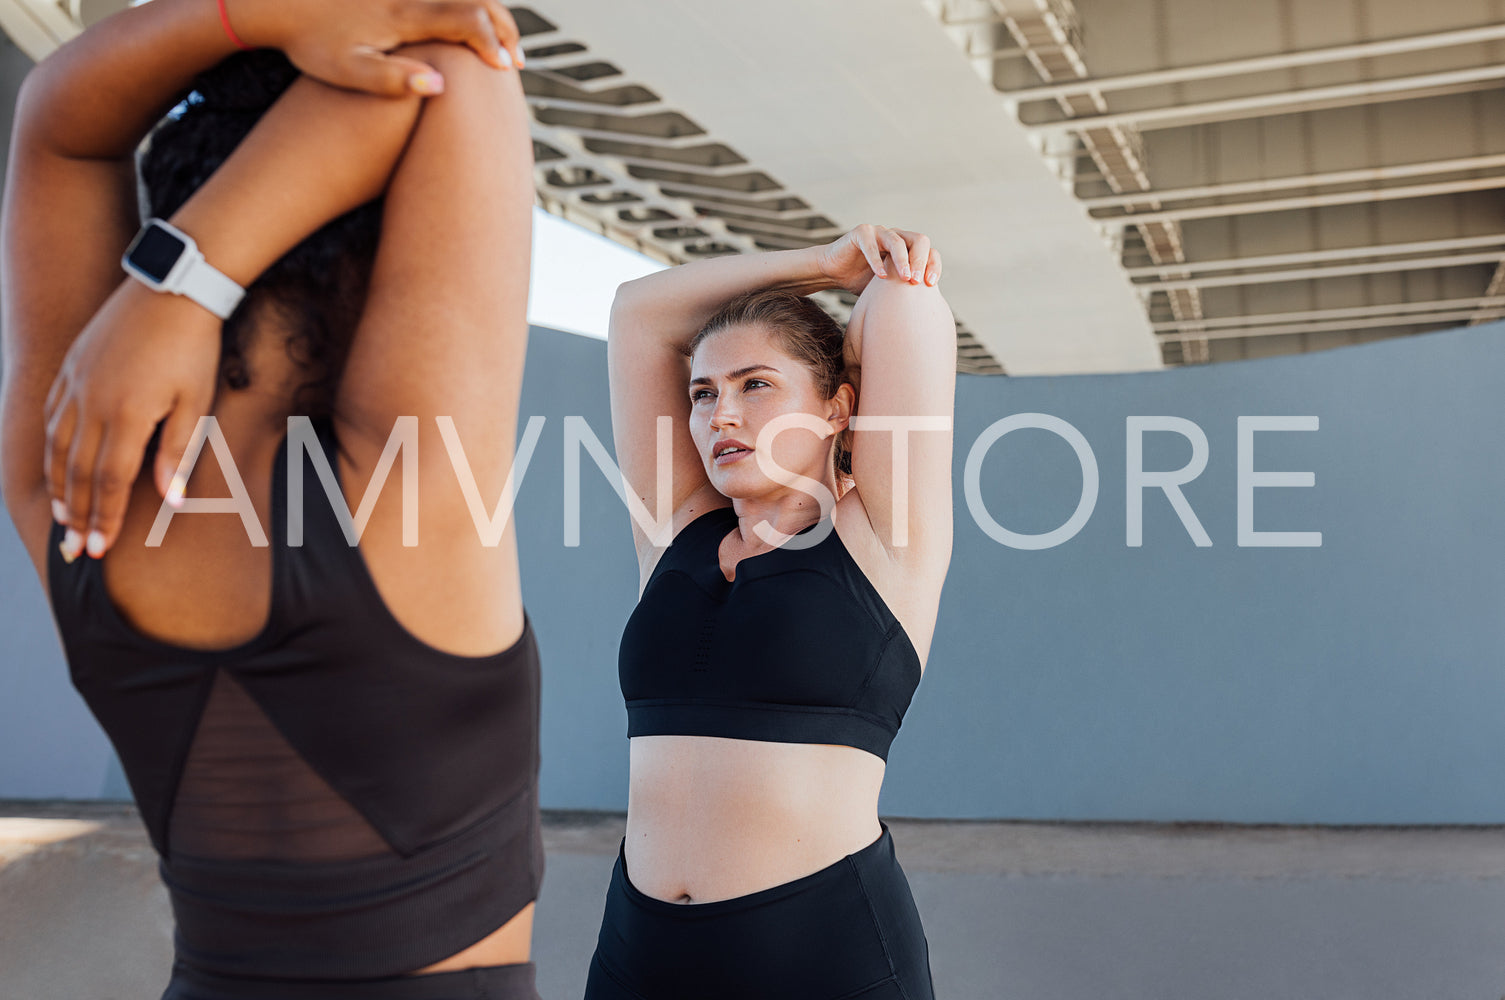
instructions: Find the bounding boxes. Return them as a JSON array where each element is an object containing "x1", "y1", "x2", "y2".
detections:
[
  {"x1": 618, "y1": 505, "x2": 922, "y2": 761},
  {"x1": 45, "y1": 415, "x2": 543, "y2": 981}
]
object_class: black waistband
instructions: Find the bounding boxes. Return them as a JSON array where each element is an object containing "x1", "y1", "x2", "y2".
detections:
[
  {"x1": 614, "y1": 822, "x2": 893, "y2": 919},
  {"x1": 164, "y1": 961, "x2": 539, "y2": 1000}
]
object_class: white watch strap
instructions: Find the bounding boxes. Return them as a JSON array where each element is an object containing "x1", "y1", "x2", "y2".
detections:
[{"x1": 177, "y1": 253, "x2": 246, "y2": 320}]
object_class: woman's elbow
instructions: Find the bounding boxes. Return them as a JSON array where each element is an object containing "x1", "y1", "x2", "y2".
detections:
[
  {"x1": 610, "y1": 277, "x2": 652, "y2": 327},
  {"x1": 852, "y1": 276, "x2": 956, "y2": 342},
  {"x1": 856, "y1": 274, "x2": 948, "y2": 310}
]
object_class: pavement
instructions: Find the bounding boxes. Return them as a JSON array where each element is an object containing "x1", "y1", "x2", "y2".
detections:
[{"x1": 2, "y1": 801, "x2": 1504, "y2": 1000}]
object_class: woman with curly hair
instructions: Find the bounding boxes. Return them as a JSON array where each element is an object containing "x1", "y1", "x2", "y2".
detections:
[{"x1": 0, "y1": 1, "x2": 544, "y2": 997}]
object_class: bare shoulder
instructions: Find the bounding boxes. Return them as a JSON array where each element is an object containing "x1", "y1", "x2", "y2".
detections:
[{"x1": 832, "y1": 488, "x2": 949, "y2": 670}]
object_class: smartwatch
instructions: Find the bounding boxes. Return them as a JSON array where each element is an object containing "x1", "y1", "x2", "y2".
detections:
[{"x1": 121, "y1": 218, "x2": 246, "y2": 320}]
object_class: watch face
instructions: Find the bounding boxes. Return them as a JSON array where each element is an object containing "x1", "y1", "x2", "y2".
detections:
[{"x1": 126, "y1": 224, "x2": 187, "y2": 283}]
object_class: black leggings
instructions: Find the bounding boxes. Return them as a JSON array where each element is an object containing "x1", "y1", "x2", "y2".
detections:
[
  {"x1": 160, "y1": 961, "x2": 540, "y2": 1000},
  {"x1": 585, "y1": 822, "x2": 935, "y2": 1000}
]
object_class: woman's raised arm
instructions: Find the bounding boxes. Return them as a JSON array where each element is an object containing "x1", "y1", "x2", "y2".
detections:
[
  {"x1": 608, "y1": 225, "x2": 941, "y2": 568},
  {"x1": 608, "y1": 248, "x2": 832, "y2": 561},
  {"x1": 842, "y1": 276, "x2": 956, "y2": 576},
  {"x1": 1, "y1": 0, "x2": 520, "y2": 574}
]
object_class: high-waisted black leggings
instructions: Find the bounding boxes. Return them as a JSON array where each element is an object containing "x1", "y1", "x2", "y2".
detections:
[
  {"x1": 585, "y1": 822, "x2": 935, "y2": 999},
  {"x1": 160, "y1": 961, "x2": 540, "y2": 1000}
]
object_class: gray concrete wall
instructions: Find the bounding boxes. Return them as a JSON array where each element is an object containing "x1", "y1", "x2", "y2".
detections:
[
  {"x1": 521, "y1": 318, "x2": 1505, "y2": 824},
  {"x1": 6, "y1": 319, "x2": 1502, "y2": 823}
]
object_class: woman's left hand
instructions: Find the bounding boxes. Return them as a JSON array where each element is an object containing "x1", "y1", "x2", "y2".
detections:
[
  {"x1": 814, "y1": 224, "x2": 942, "y2": 297},
  {"x1": 44, "y1": 283, "x2": 221, "y2": 561},
  {"x1": 235, "y1": 0, "x2": 527, "y2": 95}
]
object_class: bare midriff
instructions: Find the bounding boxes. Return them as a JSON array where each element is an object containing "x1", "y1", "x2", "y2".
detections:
[
  {"x1": 410, "y1": 903, "x2": 534, "y2": 974},
  {"x1": 624, "y1": 735, "x2": 886, "y2": 904}
]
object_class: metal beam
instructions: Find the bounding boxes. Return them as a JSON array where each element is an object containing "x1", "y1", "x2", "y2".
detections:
[
  {"x1": 1097, "y1": 175, "x2": 1505, "y2": 226},
  {"x1": 1083, "y1": 154, "x2": 1505, "y2": 210},
  {"x1": 1002, "y1": 24, "x2": 1505, "y2": 102},
  {"x1": 658, "y1": 191, "x2": 822, "y2": 219},
  {"x1": 1126, "y1": 233, "x2": 1505, "y2": 278},
  {"x1": 1155, "y1": 307, "x2": 1505, "y2": 341},
  {"x1": 526, "y1": 96, "x2": 664, "y2": 117},
  {"x1": 529, "y1": 124, "x2": 714, "y2": 151},
  {"x1": 1471, "y1": 263, "x2": 1505, "y2": 325},
  {"x1": 1024, "y1": 64, "x2": 1505, "y2": 136},
  {"x1": 1153, "y1": 295, "x2": 1505, "y2": 332},
  {"x1": 613, "y1": 211, "x2": 840, "y2": 241},
  {"x1": 1137, "y1": 250, "x2": 1505, "y2": 292},
  {"x1": 529, "y1": 124, "x2": 765, "y2": 258},
  {"x1": 938, "y1": 8, "x2": 1016, "y2": 27},
  {"x1": 625, "y1": 177, "x2": 790, "y2": 202},
  {"x1": 584, "y1": 153, "x2": 758, "y2": 179}
]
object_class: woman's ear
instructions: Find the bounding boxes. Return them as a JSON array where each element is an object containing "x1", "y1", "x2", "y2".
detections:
[{"x1": 828, "y1": 382, "x2": 856, "y2": 431}]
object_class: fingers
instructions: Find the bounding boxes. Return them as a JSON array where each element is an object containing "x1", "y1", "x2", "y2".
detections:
[
  {"x1": 85, "y1": 417, "x2": 155, "y2": 561},
  {"x1": 852, "y1": 224, "x2": 888, "y2": 278},
  {"x1": 900, "y1": 232, "x2": 931, "y2": 286},
  {"x1": 877, "y1": 227, "x2": 911, "y2": 282},
  {"x1": 59, "y1": 414, "x2": 103, "y2": 563},
  {"x1": 482, "y1": 0, "x2": 526, "y2": 70},
  {"x1": 43, "y1": 375, "x2": 70, "y2": 517},
  {"x1": 45, "y1": 397, "x2": 77, "y2": 522},
  {"x1": 878, "y1": 227, "x2": 943, "y2": 286},
  {"x1": 47, "y1": 390, "x2": 177, "y2": 561},
  {"x1": 154, "y1": 393, "x2": 213, "y2": 508},
  {"x1": 846, "y1": 224, "x2": 944, "y2": 284},
  {"x1": 925, "y1": 248, "x2": 942, "y2": 286},
  {"x1": 405, "y1": 0, "x2": 515, "y2": 70},
  {"x1": 338, "y1": 47, "x2": 438, "y2": 97}
]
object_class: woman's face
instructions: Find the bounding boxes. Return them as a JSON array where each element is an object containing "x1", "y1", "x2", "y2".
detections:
[{"x1": 688, "y1": 324, "x2": 850, "y2": 500}]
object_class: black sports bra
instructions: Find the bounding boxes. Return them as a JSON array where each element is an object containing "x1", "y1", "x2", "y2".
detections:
[
  {"x1": 618, "y1": 505, "x2": 922, "y2": 761},
  {"x1": 45, "y1": 415, "x2": 543, "y2": 980}
]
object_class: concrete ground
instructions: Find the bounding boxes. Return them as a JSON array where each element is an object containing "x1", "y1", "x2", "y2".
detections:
[{"x1": 2, "y1": 802, "x2": 1504, "y2": 1000}]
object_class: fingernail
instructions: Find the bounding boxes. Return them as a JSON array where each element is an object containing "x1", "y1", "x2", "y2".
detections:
[
  {"x1": 497, "y1": 47, "x2": 513, "y2": 68},
  {"x1": 876, "y1": 269, "x2": 887, "y2": 278},
  {"x1": 51, "y1": 499, "x2": 69, "y2": 524},
  {"x1": 86, "y1": 530, "x2": 106, "y2": 559},
  {"x1": 410, "y1": 71, "x2": 445, "y2": 96},
  {"x1": 167, "y1": 473, "x2": 187, "y2": 508},
  {"x1": 59, "y1": 529, "x2": 83, "y2": 564}
]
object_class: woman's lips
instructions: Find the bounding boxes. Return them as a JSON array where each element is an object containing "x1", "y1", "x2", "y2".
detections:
[{"x1": 713, "y1": 438, "x2": 753, "y2": 466}]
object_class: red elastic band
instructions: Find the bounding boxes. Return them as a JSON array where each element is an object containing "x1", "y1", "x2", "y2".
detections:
[{"x1": 216, "y1": 0, "x2": 253, "y2": 51}]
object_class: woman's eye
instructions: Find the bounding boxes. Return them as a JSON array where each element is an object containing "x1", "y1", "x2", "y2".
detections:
[
  {"x1": 744, "y1": 379, "x2": 768, "y2": 390},
  {"x1": 691, "y1": 389, "x2": 713, "y2": 401}
]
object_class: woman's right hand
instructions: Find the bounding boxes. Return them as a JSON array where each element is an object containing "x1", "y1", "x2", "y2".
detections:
[
  {"x1": 814, "y1": 224, "x2": 943, "y2": 297},
  {"x1": 234, "y1": 0, "x2": 525, "y2": 95},
  {"x1": 44, "y1": 283, "x2": 221, "y2": 562}
]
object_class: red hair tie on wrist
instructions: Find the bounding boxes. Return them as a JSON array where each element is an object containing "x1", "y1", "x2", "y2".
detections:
[{"x1": 216, "y1": 0, "x2": 253, "y2": 51}]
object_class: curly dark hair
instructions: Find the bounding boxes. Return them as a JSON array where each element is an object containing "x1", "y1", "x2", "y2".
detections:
[
  {"x1": 139, "y1": 49, "x2": 383, "y2": 417},
  {"x1": 689, "y1": 289, "x2": 857, "y2": 479}
]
